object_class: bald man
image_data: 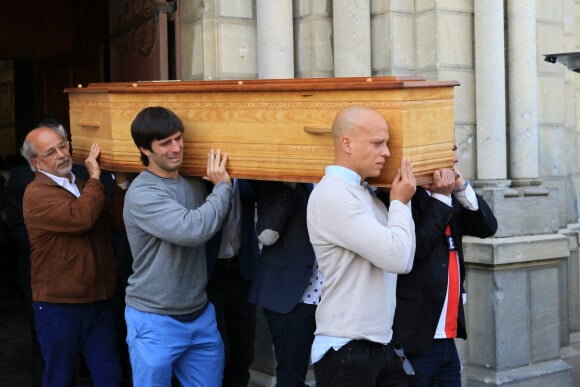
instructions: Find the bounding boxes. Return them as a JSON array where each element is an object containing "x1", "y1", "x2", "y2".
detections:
[
  {"x1": 21, "y1": 126, "x2": 124, "y2": 387},
  {"x1": 306, "y1": 106, "x2": 416, "y2": 387}
]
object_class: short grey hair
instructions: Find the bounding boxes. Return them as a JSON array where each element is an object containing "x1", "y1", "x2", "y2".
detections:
[{"x1": 21, "y1": 125, "x2": 68, "y2": 171}]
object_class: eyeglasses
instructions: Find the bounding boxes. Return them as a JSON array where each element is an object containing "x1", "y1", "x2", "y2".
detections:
[
  {"x1": 39, "y1": 141, "x2": 70, "y2": 159},
  {"x1": 393, "y1": 344, "x2": 415, "y2": 376}
]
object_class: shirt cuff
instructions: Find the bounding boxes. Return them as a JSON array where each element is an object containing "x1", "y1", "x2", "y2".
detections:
[
  {"x1": 453, "y1": 183, "x2": 479, "y2": 211},
  {"x1": 117, "y1": 181, "x2": 130, "y2": 190}
]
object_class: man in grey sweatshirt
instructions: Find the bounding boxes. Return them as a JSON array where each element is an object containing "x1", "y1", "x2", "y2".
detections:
[{"x1": 123, "y1": 106, "x2": 232, "y2": 387}]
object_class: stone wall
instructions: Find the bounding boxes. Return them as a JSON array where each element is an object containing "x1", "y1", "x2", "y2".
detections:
[{"x1": 178, "y1": 1, "x2": 580, "y2": 385}]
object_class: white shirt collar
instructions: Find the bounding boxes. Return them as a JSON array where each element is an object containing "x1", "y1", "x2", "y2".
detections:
[{"x1": 39, "y1": 170, "x2": 80, "y2": 198}]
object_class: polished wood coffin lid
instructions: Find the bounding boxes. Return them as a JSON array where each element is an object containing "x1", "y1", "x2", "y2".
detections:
[{"x1": 65, "y1": 76, "x2": 458, "y2": 187}]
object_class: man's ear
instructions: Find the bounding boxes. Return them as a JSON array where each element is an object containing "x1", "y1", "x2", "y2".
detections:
[
  {"x1": 139, "y1": 146, "x2": 152, "y2": 157},
  {"x1": 31, "y1": 158, "x2": 42, "y2": 171},
  {"x1": 341, "y1": 135, "x2": 352, "y2": 155}
]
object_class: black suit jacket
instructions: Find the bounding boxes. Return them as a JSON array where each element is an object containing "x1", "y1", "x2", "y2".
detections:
[
  {"x1": 248, "y1": 181, "x2": 316, "y2": 314},
  {"x1": 383, "y1": 187, "x2": 497, "y2": 355}
]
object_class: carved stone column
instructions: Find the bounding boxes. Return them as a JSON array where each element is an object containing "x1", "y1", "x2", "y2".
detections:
[
  {"x1": 332, "y1": 0, "x2": 371, "y2": 76},
  {"x1": 507, "y1": 0, "x2": 539, "y2": 181},
  {"x1": 474, "y1": 0, "x2": 507, "y2": 181},
  {"x1": 256, "y1": 0, "x2": 294, "y2": 79}
]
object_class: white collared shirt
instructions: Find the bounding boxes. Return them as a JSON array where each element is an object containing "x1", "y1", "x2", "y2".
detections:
[{"x1": 39, "y1": 170, "x2": 80, "y2": 198}]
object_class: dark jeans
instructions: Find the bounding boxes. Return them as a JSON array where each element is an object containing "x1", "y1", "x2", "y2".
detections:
[
  {"x1": 33, "y1": 300, "x2": 123, "y2": 387},
  {"x1": 314, "y1": 340, "x2": 408, "y2": 387},
  {"x1": 263, "y1": 303, "x2": 316, "y2": 387},
  {"x1": 207, "y1": 258, "x2": 256, "y2": 387},
  {"x1": 406, "y1": 339, "x2": 461, "y2": 387}
]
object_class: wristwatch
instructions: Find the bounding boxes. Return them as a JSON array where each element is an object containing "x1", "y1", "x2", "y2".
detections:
[{"x1": 454, "y1": 180, "x2": 468, "y2": 193}]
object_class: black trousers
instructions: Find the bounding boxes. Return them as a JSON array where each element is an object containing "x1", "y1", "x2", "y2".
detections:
[
  {"x1": 263, "y1": 303, "x2": 316, "y2": 387},
  {"x1": 314, "y1": 339, "x2": 408, "y2": 387},
  {"x1": 207, "y1": 258, "x2": 256, "y2": 387}
]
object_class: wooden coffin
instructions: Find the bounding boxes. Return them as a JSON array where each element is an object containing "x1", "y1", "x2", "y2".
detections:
[{"x1": 65, "y1": 76, "x2": 458, "y2": 187}]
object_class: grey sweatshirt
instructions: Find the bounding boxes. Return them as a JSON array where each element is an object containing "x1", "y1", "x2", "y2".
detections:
[{"x1": 123, "y1": 170, "x2": 231, "y2": 315}]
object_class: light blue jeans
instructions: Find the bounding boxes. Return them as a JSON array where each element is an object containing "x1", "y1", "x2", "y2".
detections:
[{"x1": 125, "y1": 303, "x2": 224, "y2": 387}]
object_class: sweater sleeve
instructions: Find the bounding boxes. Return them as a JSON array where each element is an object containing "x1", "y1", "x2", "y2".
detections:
[
  {"x1": 124, "y1": 176, "x2": 232, "y2": 247},
  {"x1": 308, "y1": 180, "x2": 415, "y2": 274}
]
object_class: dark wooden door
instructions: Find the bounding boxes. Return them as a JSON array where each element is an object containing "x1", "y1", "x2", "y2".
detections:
[{"x1": 108, "y1": 0, "x2": 178, "y2": 82}]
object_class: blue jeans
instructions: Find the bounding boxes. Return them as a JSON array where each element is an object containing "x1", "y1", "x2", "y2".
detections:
[
  {"x1": 33, "y1": 300, "x2": 122, "y2": 387},
  {"x1": 125, "y1": 303, "x2": 224, "y2": 387},
  {"x1": 263, "y1": 303, "x2": 316, "y2": 387},
  {"x1": 406, "y1": 339, "x2": 461, "y2": 387}
]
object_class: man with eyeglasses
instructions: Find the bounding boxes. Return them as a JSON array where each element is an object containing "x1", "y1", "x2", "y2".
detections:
[
  {"x1": 21, "y1": 126, "x2": 126, "y2": 386},
  {"x1": 5, "y1": 118, "x2": 99, "y2": 386}
]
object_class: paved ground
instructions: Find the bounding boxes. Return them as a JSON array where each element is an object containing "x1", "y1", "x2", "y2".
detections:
[{"x1": 563, "y1": 332, "x2": 580, "y2": 386}]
